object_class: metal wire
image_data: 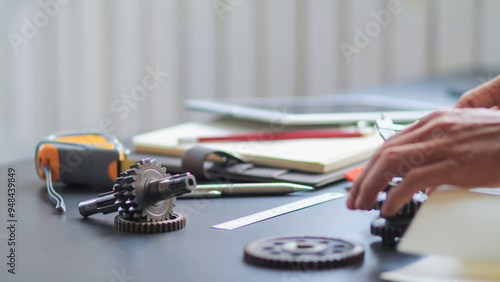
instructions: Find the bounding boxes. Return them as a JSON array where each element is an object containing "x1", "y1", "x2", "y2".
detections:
[{"x1": 41, "y1": 165, "x2": 66, "y2": 213}]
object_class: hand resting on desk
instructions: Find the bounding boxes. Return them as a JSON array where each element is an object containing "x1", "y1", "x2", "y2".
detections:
[{"x1": 347, "y1": 74, "x2": 500, "y2": 216}]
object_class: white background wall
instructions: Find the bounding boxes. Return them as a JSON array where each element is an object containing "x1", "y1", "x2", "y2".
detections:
[{"x1": 1, "y1": 0, "x2": 500, "y2": 164}]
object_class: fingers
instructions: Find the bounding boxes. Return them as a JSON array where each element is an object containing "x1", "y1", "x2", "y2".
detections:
[
  {"x1": 348, "y1": 106, "x2": 500, "y2": 215},
  {"x1": 455, "y1": 74, "x2": 500, "y2": 108},
  {"x1": 349, "y1": 141, "x2": 446, "y2": 210},
  {"x1": 381, "y1": 161, "x2": 450, "y2": 216},
  {"x1": 348, "y1": 115, "x2": 448, "y2": 208},
  {"x1": 346, "y1": 162, "x2": 371, "y2": 209},
  {"x1": 348, "y1": 109, "x2": 459, "y2": 212}
]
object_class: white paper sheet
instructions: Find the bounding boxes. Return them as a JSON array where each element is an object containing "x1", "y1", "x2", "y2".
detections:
[
  {"x1": 398, "y1": 185, "x2": 500, "y2": 262},
  {"x1": 382, "y1": 185, "x2": 500, "y2": 281},
  {"x1": 381, "y1": 255, "x2": 500, "y2": 282}
]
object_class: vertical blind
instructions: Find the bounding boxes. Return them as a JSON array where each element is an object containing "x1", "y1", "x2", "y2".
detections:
[{"x1": 1, "y1": 0, "x2": 500, "y2": 163}]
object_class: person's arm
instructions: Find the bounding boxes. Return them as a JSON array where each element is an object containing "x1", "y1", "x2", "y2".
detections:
[{"x1": 346, "y1": 108, "x2": 500, "y2": 216}]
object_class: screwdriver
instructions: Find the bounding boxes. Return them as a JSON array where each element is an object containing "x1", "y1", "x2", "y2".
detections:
[{"x1": 35, "y1": 131, "x2": 137, "y2": 212}]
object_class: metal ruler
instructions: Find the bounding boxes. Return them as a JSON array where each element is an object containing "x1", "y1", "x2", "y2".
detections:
[{"x1": 212, "y1": 192, "x2": 344, "y2": 230}]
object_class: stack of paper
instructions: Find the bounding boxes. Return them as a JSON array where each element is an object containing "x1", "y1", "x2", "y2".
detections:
[{"x1": 132, "y1": 118, "x2": 383, "y2": 173}]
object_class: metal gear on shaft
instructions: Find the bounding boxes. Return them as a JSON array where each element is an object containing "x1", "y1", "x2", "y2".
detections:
[
  {"x1": 115, "y1": 159, "x2": 174, "y2": 222},
  {"x1": 78, "y1": 158, "x2": 196, "y2": 233}
]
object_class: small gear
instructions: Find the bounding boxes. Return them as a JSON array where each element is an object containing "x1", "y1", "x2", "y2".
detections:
[
  {"x1": 370, "y1": 190, "x2": 427, "y2": 246},
  {"x1": 114, "y1": 212, "x2": 186, "y2": 233},
  {"x1": 372, "y1": 191, "x2": 427, "y2": 218},
  {"x1": 244, "y1": 236, "x2": 364, "y2": 270},
  {"x1": 370, "y1": 218, "x2": 409, "y2": 246}
]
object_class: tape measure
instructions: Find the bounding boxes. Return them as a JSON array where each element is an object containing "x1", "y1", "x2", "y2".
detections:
[
  {"x1": 212, "y1": 193, "x2": 344, "y2": 230},
  {"x1": 35, "y1": 131, "x2": 135, "y2": 187},
  {"x1": 35, "y1": 131, "x2": 137, "y2": 213}
]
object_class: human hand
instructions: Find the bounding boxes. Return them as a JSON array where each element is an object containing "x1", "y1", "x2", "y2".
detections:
[
  {"x1": 455, "y1": 74, "x2": 500, "y2": 108},
  {"x1": 346, "y1": 108, "x2": 500, "y2": 216}
]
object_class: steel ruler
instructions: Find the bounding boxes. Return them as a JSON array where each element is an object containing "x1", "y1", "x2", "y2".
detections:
[{"x1": 212, "y1": 192, "x2": 344, "y2": 230}]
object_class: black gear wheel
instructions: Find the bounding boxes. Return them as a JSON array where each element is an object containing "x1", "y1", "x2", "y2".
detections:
[
  {"x1": 372, "y1": 191, "x2": 427, "y2": 218},
  {"x1": 370, "y1": 189, "x2": 427, "y2": 246},
  {"x1": 244, "y1": 236, "x2": 364, "y2": 270},
  {"x1": 370, "y1": 218, "x2": 409, "y2": 246},
  {"x1": 114, "y1": 212, "x2": 186, "y2": 233}
]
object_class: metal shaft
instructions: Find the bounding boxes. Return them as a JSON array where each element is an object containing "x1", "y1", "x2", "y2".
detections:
[
  {"x1": 78, "y1": 173, "x2": 196, "y2": 217},
  {"x1": 147, "y1": 173, "x2": 196, "y2": 203},
  {"x1": 78, "y1": 191, "x2": 118, "y2": 217}
]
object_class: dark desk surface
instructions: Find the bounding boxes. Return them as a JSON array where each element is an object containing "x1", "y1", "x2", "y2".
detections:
[
  {"x1": 1, "y1": 160, "x2": 421, "y2": 282},
  {"x1": 1, "y1": 69, "x2": 495, "y2": 281}
]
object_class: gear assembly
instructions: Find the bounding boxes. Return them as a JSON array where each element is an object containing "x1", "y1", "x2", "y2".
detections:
[
  {"x1": 370, "y1": 180, "x2": 428, "y2": 246},
  {"x1": 78, "y1": 158, "x2": 196, "y2": 233}
]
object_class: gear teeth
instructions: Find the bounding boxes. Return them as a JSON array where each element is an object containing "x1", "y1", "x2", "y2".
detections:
[
  {"x1": 114, "y1": 213, "x2": 187, "y2": 233},
  {"x1": 125, "y1": 199, "x2": 138, "y2": 207},
  {"x1": 122, "y1": 175, "x2": 136, "y2": 183},
  {"x1": 370, "y1": 218, "x2": 408, "y2": 246},
  {"x1": 125, "y1": 169, "x2": 138, "y2": 176},
  {"x1": 115, "y1": 176, "x2": 125, "y2": 184}
]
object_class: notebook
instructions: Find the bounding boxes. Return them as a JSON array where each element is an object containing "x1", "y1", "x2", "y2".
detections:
[{"x1": 132, "y1": 118, "x2": 383, "y2": 173}]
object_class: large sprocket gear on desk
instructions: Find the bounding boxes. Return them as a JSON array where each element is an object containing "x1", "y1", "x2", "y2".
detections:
[
  {"x1": 244, "y1": 236, "x2": 364, "y2": 270},
  {"x1": 114, "y1": 159, "x2": 175, "y2": 222}
]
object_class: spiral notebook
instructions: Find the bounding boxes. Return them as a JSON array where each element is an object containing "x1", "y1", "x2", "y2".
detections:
[{"x1": 132, "y1": 118, "x2": 383, "y2": 174}]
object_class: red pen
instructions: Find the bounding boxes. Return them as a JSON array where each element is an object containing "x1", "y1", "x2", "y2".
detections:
[{"x1": 178, "y1": 128, "x2": 371, "y2": 143}]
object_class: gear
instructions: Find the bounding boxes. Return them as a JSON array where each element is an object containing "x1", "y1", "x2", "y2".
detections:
[
  {"x1": 244, "y1": 236, "x2": 364, "y2": 270},
  {"x1": 114, "y1": 159, "x2": 174, "y2": 222},
  {"x1": 114, "y1": 212, "x2": 186, "y2": 233},
  {"x1": 370, "y1": 218, "x2": 409, "y2": 246},
  {"x1": 370, "y1": 190, "x2": 427, "y2": 246},
  {"x1": 372, "y1": 191, "x2": 427, "y2": 218}
]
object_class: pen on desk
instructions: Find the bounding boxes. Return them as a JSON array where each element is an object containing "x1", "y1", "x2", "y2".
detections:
[
  {"x1": 190, "y1": 182, "x2": 314, "y2": 196},
  {"x1": 178, "y1": 128, "x2": 370, "y2": 143},
  {"x1": 177, "y1": 190, "x2": 222, "y2": 199}
]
